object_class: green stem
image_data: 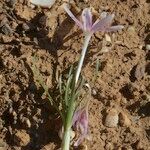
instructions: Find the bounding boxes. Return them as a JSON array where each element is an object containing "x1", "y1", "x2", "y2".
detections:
[
  {"x1": 61, "y1": 33, "x2": 92, "y2": 150},
  {"x1": 75, "y1": 34, "x2": 92, "y2": 85},
  {"x1": 61, "y1": 128, "x2": 71, "y2": 150},
  {"x1": 61, "y1": 89, "x2": 76, "y2": 150}
]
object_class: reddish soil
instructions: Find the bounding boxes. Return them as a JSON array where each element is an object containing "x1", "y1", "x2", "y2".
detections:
[{"x1": 0, "y1": 0, "x2": 150, "y2": 150}]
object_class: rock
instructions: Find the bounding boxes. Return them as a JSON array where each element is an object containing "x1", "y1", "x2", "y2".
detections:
[
  {"x1": 134, "y1": 64, "x2": 145, "y2": 80},
  {"x1": 105, "y1": 142, "x2": 114, "y2": 150},
  {"x1": 101, "y1": 46, "x2": 111, "y2": 53},
  {"x1": 25, "y1": 118, "x2": 31, "y2": 128},
  {"x1": 30, "y1": 0, "x2": 56, "y2": 8},
  {"x1": 40, "y1": 143, "x2": 56, "y2": 150},
  {"x1": 119, "y1": 111, "x2": 131, "y2": 127},
  {"x1": 92, "y1": 88, "x2": 97, "y2": 96},
  {"x1": 12, "y1": 110, "x2": 17, "y2": 117},
  {"x1": 0, "y1": 139, "x2": 7, "y2": 150},
  {"x1": 2, "y1": 24, "x2": 13, "y2": 35},
  {"x1": 105, "y1": 34, "x2": 111, "y2": 43},
  {"x1": 104, "y1": 108, "x2": 119, "y2": 128},
  {"x1": 8, "y1": 126, "x2": 13, "y2": 135},
  {"x1": 0, "y1": 118, "x2": 3, "y2": 130},
  {"x1": 0, "y1": 16, "x2": 8, "y2": 28},
  {"x1": 14, "y1": 130, "x2": 30, "y2": 146},
  {"x1": 58, "y1": 127, "x2": 75, "y2": 140},
  {"x1": 22, "y1": 23, "x2": 30, "y2": 31},
  {"x1": 146, "y1": 44, "x2": 150, "y2": 50},
  {"x1": 15, "y1": 6, "x2": 35, "y2": 21},
  {"x1": 7, "y1": 0, "x2": 16, "y2": 7},
  {"x1": 38, "y1": 15, "x2": 47, "y2": 27},
  {"x1": 20, "y1": 117, "x2": 31, "y2": 128}
]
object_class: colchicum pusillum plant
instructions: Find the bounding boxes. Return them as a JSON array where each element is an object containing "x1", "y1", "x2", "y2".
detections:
[
  {"x1": 61, "y1": 3, "x2": 124, "y2": 150},
  {"x1": 32, "y1": 3, "x2": 124, "y2": 150}
]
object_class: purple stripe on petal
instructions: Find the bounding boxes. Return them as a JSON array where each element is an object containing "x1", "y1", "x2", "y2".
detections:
[
  {"x1": 63, "y1": 3, "x2": 83, "y2": 29},
  {"x1": 91, "y1": 14, "x2": 115, "y2": 32},
  {"x1": 82, "y1": 8, "x2": 92, "y2": 31}
]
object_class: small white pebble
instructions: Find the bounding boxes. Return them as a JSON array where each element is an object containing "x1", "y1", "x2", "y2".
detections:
[
  {"x1": 139, "y1": 45, "x2": 143, "y2": 50},
  {"x1": 25, "y1": 118, "x2": 31, "y2": 128},
  {"x1": 104, "y1": 108, "x2": 119, "y2": 128},
  {"x1": 84, "y1": 0, "x2": 88, "y2": 3},
  {"x1": 101, "y1": 46, "x2": 110, "y2": 53},
  {"x1": 146, "y1": 44, "x2": 150, "y2": 50},
  {"x1": 92, "y1": 89, "x2": 97, "y2": 95},
  {"x1": 127, "y1": 26, "x2": 135, "y2": 33},
  {"x1": 105, "y1": 34, "x2": 111, "y2": 42},
  {"x1": 9, "y1": 107, "x2": 13, "y2": 114},
  {"x1": 58, "y1": 127, "x2": 75, "y2": 140},
  {"x1": 30, "y1": 0, "x2": 56, "y2": 8},
  {"x1": 131, "y1": 116, "x2": 140, "y2": 123},
  {"x1": 12, "y1": 111, "x2": 17, "y2": 117},
  {"x1": 30, "y1": 3, "x2": 35, "y2": 9}
]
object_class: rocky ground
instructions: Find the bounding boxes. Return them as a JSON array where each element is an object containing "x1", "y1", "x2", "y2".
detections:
[{"x1": 0, "y1": 0, "x2": 150, "y2": 149}]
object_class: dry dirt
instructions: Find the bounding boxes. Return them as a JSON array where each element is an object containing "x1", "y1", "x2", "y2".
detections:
[{"x1": 0, "y1": 0, "x2": 150, "y2": 150}]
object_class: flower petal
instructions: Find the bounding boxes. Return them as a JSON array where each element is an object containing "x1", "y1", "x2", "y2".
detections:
[
  {"x1": 72, "y1": 107, "x2": 89, "y2": 147},
  {"x1": 72, "y1": 110, "x2": 81, "y2": 128},
  {"x1": 74, "y1": 134, "x2": 86, "y2": 147},
  {"x1": 106, "y1": 25, "x2": 124, "y2": 32},
  {"x1": 82, "y1": 8, "x2": 92, "y2": 31},
  {"x1": 63, "y1": 3, "x2": 83, "y2": 29},
  {"x1": 91, "y1": 14, "x2": 115, "y2": 32}
]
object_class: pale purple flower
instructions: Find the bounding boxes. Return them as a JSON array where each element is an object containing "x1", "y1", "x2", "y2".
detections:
[
  {"x1": 63, "y1": 3, "x2": 124, "y2": 34},
  {"x1": 72, "y1": 106, "x2": 89, "y2": 146}
]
